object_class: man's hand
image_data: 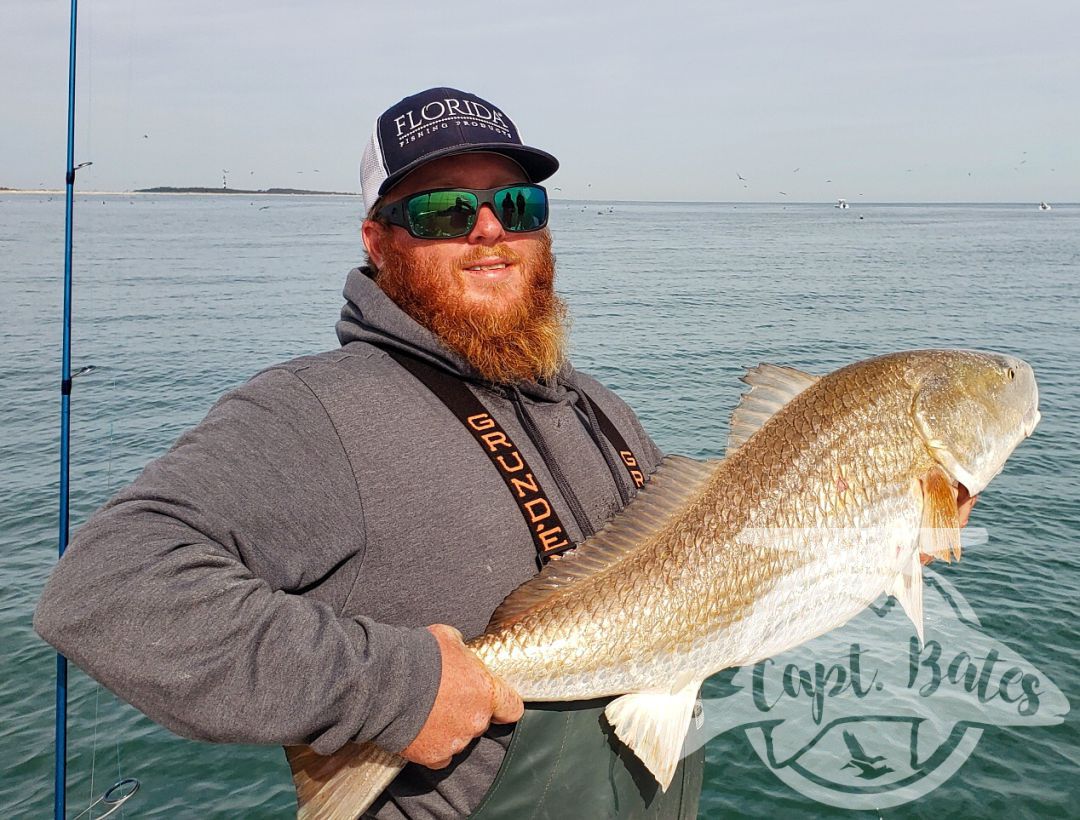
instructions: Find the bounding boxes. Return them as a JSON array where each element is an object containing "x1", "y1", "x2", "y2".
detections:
[
  {"x1": 401, "y1": 624, "x2": 524, "y2": 769},
  {"x1": 921, "y1": 483, "x2": 977, "y2": 565},
  {"x1": 956, "y1": 483, "x2": 977, "y2": 528}
]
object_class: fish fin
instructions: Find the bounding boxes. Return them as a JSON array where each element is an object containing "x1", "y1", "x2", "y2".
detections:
[
  {"x1": 890, "y1": 548, "x2": 925, "y2": 646},
  {"x1": 286, "y1": 742, "x2": 405, "y2": 820},
  {"x1": 604, "y1": 680, "x2": 703, "y2": 791},
  {"x1": 488, "y1": 455, "x2": 718, "y2": 629},
  {"x1": 727, "y1": 364, "x2": 820, "y2": 454},
  {"x1": 919, "y1": 465, "x2": 962, "y2": 563}
]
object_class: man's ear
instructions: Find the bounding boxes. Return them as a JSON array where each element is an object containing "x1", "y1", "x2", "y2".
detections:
[{"x1": 362, "y1": 219, "x2": 389, "y2": 269}]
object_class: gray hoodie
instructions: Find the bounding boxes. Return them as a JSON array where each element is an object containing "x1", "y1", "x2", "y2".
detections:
[{"x1": 34, "y1": 268, "x2": 662, "y2": 818}]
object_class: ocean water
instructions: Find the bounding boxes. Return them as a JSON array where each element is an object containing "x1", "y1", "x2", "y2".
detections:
[{"x1": 2, "y1": 194, "x2": 1078, "y2": 818}]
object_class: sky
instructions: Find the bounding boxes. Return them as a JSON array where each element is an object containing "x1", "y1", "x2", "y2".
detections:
[{"x1": 3, "y1": 0, "x2": 1077, "y2": 202}]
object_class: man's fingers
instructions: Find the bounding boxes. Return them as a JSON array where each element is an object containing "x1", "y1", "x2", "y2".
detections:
[
  {"x1": 489, "y1": 674, "x2": 524, "y2": 724},
  {"x1": 958, "y1": 493, "x2": 978, "y2": 528}
]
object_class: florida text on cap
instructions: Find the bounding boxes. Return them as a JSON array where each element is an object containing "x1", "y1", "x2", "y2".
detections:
[{"x1": 360, "y1": 87, "x2": 559, "y2": 212}]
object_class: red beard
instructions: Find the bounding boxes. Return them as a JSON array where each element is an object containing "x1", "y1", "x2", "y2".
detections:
[{"x1": 375, "y1": 232, "x2": 568, "y2": 384}]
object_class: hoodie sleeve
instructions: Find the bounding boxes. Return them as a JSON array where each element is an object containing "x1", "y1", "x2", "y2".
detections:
[{"x1": 33, "y1": 367, "x2": 440, "y2": 755}]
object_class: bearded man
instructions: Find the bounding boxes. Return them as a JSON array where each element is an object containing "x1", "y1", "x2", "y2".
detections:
[{"x1": 36, "y1": 88, "x2": 705, "y2": 818}]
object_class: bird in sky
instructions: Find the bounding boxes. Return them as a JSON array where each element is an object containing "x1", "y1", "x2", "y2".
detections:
[{"x1": 737, "y1": 172, "x2": 747, "y2": 181}]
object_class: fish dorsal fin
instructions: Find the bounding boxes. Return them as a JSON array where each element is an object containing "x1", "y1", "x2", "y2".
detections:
[
  {"x1": 726, "y1": 364, "x2": 820, "y2": 455},
  {"x1": 487, "y1": 455, "x2": 719, "y2": 630}
]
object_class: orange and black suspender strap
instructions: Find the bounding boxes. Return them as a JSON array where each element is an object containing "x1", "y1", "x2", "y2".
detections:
[
  {"x1": 579, "y1": 394, "x2": 646, "y2": 489},
  {"x1": 386, "y1": 349, "x2": 574, "y2": 564}
]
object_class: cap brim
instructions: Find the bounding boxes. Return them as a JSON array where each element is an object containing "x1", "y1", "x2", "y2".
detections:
[{"x1": 377, "y1": 144, "x2": 559, "y2": 199}]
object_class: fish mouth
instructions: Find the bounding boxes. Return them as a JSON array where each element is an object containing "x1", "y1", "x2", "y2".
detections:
[{"x1": 1023, "y1": 408, "x2": 1041, "y2": 437}]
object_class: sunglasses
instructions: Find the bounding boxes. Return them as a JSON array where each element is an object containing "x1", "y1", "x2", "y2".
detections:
[{"x1": 377, "y1": 184, "x2": 549, "y2": 239}]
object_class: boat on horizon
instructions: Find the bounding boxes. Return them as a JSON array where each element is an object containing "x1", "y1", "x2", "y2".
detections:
[{"x1": 835, "y1": 198, "x2": 849, "y2": 209}]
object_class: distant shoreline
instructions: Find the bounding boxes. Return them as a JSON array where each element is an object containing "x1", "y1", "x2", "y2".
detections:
[
  {"x1": 0, "y1": 187, "x2": 359, "y2": 196},
  {"x1": 0, "y1": 188, "x2": 1071, "y2": 206}
]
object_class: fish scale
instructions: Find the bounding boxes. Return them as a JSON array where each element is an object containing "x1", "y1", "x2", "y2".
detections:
[
  {"x1": 289, "y1": 349, "x2": 1040, "y2": 818},
  {"x1": 470, "y1": 357, "x2": 938, "y2": 699}
]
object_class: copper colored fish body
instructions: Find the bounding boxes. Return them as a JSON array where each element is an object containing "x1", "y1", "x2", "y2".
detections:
[{"x1": 289, "y1": 349, "x2": 1040, "y2": 818}]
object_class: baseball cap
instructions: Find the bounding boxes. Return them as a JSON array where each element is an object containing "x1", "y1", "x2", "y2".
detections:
[{"x1": 359, "y1": 87, "x2": 559, "y2": 212}]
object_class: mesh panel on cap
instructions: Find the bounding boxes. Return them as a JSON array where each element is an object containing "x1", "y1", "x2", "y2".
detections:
[{"x1": 359, "y1": 123, "x2": 388, "y2": 213}]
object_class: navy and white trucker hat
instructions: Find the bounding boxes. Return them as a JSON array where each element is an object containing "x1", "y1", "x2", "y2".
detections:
[{"x1": 360, "y1": 87, "x2": 559, "y2": 212}]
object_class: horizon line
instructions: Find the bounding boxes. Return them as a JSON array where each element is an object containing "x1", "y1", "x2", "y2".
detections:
[{"x1": 1, "y1": 188, "x2": 1073, "y2": 207}]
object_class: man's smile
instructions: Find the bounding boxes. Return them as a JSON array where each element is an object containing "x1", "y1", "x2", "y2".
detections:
[{"x1": 462, "y1": 256, "x2": 516, "y2": 282}]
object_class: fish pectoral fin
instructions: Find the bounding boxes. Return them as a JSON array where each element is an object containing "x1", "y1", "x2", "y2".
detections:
[
  {"x1": 919, "y1": 465, "x2": 962, "y2": 563},
  {"x1": 727, "y1": 363, "x2": 819, "y2": 454},
  {"x1": 890, "y1": 548, "x2": 925, "y2": 646},
  {"x1": 603, "y1": 681, "x2": 703, "y2": 791},
  {"x1": 286, "y1": 741, "x2": 405, "y2": 820}
]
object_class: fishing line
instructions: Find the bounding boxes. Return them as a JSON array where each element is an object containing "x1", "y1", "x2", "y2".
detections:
[
  {"x1": 80, "y1": 0, "x2": 93, "y2": 171},
  {"x1": 89, "y1": 683, "x2": 100, "y2": 815},
  {"x1": 69, "y1": 779, "x2": 139, "y2": 820},
  {"x1": 54, "y1": 0, "x2": 142, "y2": 814}
]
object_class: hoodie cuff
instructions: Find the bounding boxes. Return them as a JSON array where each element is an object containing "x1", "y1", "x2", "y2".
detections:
[{"x1": 353, "y1": 621, "x2": 442, "y2": 754}]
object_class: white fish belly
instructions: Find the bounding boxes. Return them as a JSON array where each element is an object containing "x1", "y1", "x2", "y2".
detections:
[
  {"x1": 705, "y1": 519, "x2": 917, "y2": 669},
  {"x1": 506, "y1": 511, "x2": 919, "y2": 701}
]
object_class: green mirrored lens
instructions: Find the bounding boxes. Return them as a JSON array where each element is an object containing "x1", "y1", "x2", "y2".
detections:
[
  {"x1": 406, "y1": 190, "x2": 479, "y2": 237},
  {"x1": 497, "y1": 185, "x2": 548, "y2": 232}
]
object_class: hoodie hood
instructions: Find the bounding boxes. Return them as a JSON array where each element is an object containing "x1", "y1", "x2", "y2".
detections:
[{"x1": 336, "y1": 267, "x2": 577, "y2": 403}]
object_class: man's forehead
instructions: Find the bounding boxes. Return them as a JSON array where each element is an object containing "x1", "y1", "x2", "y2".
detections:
[{"x1": 388, "y1": 153, "x2": 529, "y2": 199}]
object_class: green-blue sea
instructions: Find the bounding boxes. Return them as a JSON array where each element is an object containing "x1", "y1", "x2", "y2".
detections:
[{"x1": 2, "y1": 195, "x2": 1078, "y2": 818}]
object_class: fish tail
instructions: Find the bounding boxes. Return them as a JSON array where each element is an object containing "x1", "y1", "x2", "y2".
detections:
[{"x1": 286, "y1": 742, "x2": 405, "y2": 819}]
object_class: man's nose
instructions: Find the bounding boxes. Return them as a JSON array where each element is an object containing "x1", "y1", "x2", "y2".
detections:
[{"x1": 467, "y1": 204, "x2": 506, "y2": 244}]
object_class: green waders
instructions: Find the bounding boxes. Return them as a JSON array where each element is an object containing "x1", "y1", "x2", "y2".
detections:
[{"x1": 469, "y1": 700, "x2": 704, "y2": 820}]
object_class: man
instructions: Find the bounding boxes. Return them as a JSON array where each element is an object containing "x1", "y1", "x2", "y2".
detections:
[{"x1": 35, "y1": 88, "x2": 704, "y2": 818}]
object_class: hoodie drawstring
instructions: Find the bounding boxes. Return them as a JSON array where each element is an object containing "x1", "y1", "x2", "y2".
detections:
[
  {"x1": 509, "y1": 385, "x2": 597, "y2": 540},
  {"x1": 571, "y1": 384, "x2": 633, "y2": 507}
]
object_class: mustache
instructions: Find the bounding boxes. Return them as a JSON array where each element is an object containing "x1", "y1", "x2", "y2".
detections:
[{"x1": 456, "y1": 244, "x2": 524, "y2": 268}]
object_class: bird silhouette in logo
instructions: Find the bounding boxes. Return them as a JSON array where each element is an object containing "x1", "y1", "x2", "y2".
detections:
[{"x1": 841, "y1": 730, "x2": 894, "y2": 779}]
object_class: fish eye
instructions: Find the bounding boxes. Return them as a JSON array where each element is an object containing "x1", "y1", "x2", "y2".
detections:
[{"x1": 1007, "y1": 368, "x2": 1015, "y2": 380}]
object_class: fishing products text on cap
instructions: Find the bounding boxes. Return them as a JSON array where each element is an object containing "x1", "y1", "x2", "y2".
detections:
[{"x1": 360, "y1": 87, "x2": 559, "y2": 212}]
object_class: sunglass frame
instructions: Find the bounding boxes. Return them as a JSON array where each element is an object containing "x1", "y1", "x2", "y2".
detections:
[{"x1": 376, "y1": 184, "x2": 549, "y2": 239}]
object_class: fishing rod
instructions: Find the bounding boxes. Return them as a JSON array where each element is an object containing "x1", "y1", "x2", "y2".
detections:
[
  {"x1": 54, "y1": 0, "x2": 81, "y2": 812},
  {"x1": 53, "y1": 0, "x2": 140, "y2": 813}
]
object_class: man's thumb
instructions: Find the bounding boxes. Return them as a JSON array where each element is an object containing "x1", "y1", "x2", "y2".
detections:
[{"x1": 489, "y1": 674, "x2": 524, "y2": 724}]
